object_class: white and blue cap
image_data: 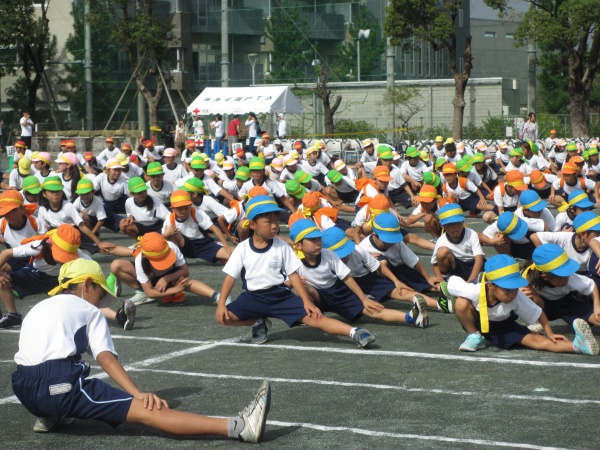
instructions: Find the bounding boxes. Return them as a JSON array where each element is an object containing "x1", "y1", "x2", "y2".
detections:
[
  {"x1": 245, "y1": 195, "x2": 283, "y2": 220},
  {"x1": 519, "y1": 190, "x2": 547, "y2": 212},
  {"x1": 531, "y1": 244, "x2": 579, "y2": 277},
  {"x1": 438, "y1": 203, "x2": 465, "y2": 226},
  {"x1": 497, "y1": 212, "x2": 528, "y2": 241},
  {"x1": 290, "y1": 218, "x2": 322, "y2": 243},
  {"x1": 372, "y1": 213, "x2": 403, "y2": 244},
  {"x1": 322, "y1": 226, "x2": 356, "y2": 259},
  {"x1": 483, "y1": 255, "x2": 528, "y2": 289}
]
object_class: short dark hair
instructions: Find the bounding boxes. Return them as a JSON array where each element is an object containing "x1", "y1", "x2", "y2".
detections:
[{"x1": 252, "y1": 210, "x2": 280, "y2": 222}]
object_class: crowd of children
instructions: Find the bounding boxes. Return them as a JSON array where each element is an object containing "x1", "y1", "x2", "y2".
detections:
[{"x1": 5, "y1": 134, "x2": 600, "y2": 440}]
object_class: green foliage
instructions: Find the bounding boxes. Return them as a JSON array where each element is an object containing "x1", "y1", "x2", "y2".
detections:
[
  {"x1": 424, "y1": 124, "x2": 452, "y2": 139},
  {"x1": 537, "y1": 45, "x2": 570, "y2": 114},
  {"x1": 265, "y1": 0, "x2": 314, "y2": 83},
  {"x1": 333, "y1": 119, "x2": 372, "y2": 136},
  {"x1": 382, "y1": 86, "x2": 424, "y2": 128},
  {"x1": 479, "y1": 115, "x2": 514, "y2": 139},
  {"x1": 335, "y1": 6, "x2": 386, "y2": 81}
]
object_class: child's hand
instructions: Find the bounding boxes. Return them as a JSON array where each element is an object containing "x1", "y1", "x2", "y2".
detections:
[
  {"x1": 175, "y1": 277, "x2": 189, "y2": 291},
  {"x1": 395, "y1": 281, "x2": 410, "y2": 297},
  {"x1": 520, "y1": 286, "x2": 535, "y2": 299},
  {"x1": 228, "y1": 235, "x2": 240, "y2": 245},
  {"x1": 549, "y1": 194, "x2": 555, "y2": 204},
  {"x1": 545, "y1": 332, "x2": 567, "y2": 344},
  {"x1": 477, "y1": 199, "x2": 489, "y2": 209},
  {"x1": 216, "y1": 303, "x2": 230, "y2": 324},
  {"x1": 427, "y1": 275, "x2": 443, "y2": 287},
  {"x1": 137, "y1": 392, "x2": 169, "y2": 410},
  {"x1": 154, "y1": 277, "x2": 169, "y2": 293},
  {"x1": 561, "y1": 224, "x2": 574, "y2": 232},
  {"x1": 411, "y1": 196, "x2": 418, "y2": 206},
  {"x1": 362, "y1": 297, "x2": 384, "y2": 314},
  {"x1": 304, "y1": 301, "x2": 322, "y2": 318},
  {"x1": 0, "y1": 273, "x2": 12, "y2": 288},
  {"x1": 98, "y1": 242, "x2": 115, "y2": 253},
  {"x1": 163, "y1": 225, "x2": 178, "y2": 238}
]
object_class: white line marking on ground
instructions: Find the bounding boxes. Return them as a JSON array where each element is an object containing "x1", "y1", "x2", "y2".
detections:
[
  {"x1": 216, "y1": 342, "x2": 600, "y2": 369},
  {"x1": 127, "y1": 368, "x2": 600, "y2": 405},
  {"x1": 112, "y1": 335, "x2": 216, "y2": 345},
  {"x1": 266, "y1": 420, "x2": 573, "y2": 450}
]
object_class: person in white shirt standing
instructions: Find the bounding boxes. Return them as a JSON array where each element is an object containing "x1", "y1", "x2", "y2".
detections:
[
  {"x1": 19, "y1": 112, "x2": 34, "y2": 149},
  {"x1": 277, "y1": 113, "x2": 286, "y2": 139}
]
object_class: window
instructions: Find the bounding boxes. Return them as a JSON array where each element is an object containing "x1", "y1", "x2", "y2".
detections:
[
  {"x1": 458, "y1": 9, "x2": 463, "y2": 28},
  {"x1": 506, "y1": 33, "x2": 514, "y2": 39},
  {"x1": 170, "y1": 48, "x2": 183, "y2": 72},
  {"x1": 458, "y1": 57, "x2": 464, "y2": 72},
  {"x1": 485, "y1": 32, "x2": 496, "y2": 38},
  {"x1": 425, "y1": 45, "x2": 431, "y2": 77},
  {"x1": 433, "y1": 50, "x2": 438, "y2": 77}
]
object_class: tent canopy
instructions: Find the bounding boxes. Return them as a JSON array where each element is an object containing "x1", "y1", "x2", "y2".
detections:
[{"x1": 187, "y1": 86, "x2": 304, "y2": 116}]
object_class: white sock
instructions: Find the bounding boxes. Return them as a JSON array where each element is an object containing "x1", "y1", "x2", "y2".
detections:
[{"x1": 349, "y1": 327, "x2": 358, "y2": 338}]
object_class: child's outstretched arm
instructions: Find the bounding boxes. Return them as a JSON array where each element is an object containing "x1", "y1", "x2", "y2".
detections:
[
  {"x1": 342, "y1": 275, "x2": 384, "y2": 315},
  {"x1": 289, "y1": 271, "x2": 322, "y2": 318},
  {"x1": 539, "y1": 311, "x2": 567, "y2": 343}
]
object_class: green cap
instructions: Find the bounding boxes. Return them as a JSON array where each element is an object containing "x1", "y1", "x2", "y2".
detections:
[
  {"x1": 75, "y1": 178, "x2": 94, "y2": 195},
  {"x1": 434, "y1": 157, "x2": 447, "y2": 171},
  {"x1": 582, "y1": 150, "x2": 589, "y2": 160},
  {"x1": 235, "y1": 166, "x2": 250, "y2": 181},
  {"x1": 248, "y1": 157, "x2": 266, "y2": 170},
  {"x1": 294, "y1": 170, "x2": 313, "y2": 184},
  {"x1": 146, "y1": 161, "x2": 164, "y2": 176},
  {"x1": 405, "y1": 146, "x2": 420, "y2": 158},
  {"x1": 508, "y1": 147, "x2": 523, "y2": 157},
  {"x1": 422, "y1": 171, "x2": 440, "y2": 188},
  {"x1": 285, "y1": 180, "x2": 306, "y2": 199},
  {"x1": 527, "y1": 140, "x2": 540, "y2": 154},
  {"x1": 377, "y1": 145, "x2": 394, "y2": 160},
  {"x1": 471, "y1": 153, "x2": 485, "y2": 163},
  {"x1": 22, "y1": 175, "x2": 42, "y2": 194},
  {"x1": 566, "y1": 142, "x2": 578, "y2": 152},
  {"x1": 461, "y1": 154, "x2": 473, "y2": 164},
  {"x1": 128, "y1": 176, "x2": 148, "y2": 193},
  {"x1": 327, "y1": 169, "x2": 343, "y2": 183},
  {"x1": 181, "y1": 177, "x2": 207, "y2": 194},
  {"x1": 587, "y1": 148, "x2": 599, "y2": 156},
  {"x1": 41, "y1": 176, "x2": 64, "y2": 191},
  {"x1": 190, "y1": 156, "x2": 207, "y2": 169},
  {"x1": 456, "y1": 159, "x2": 473, "y2": 172}
]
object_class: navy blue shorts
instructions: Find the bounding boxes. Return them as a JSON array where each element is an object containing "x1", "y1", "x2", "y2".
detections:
[
  {"x1": 334, "y1": 218, "x2": 351, "y2": 232},
  {"x1": 447, "y1": 257, "x2": 476, "y2": 280},
  {"x1": 475, "y1": 312, "x2": 532, "y2": 349},
  {"x1": 491, "y1": 205, "x2": 517, "y2": 216},
  {"x1": 542, "y1": 294, "x2": 593, "y2": 326},
  {"x1": 386, "y1": 261, "x2": 430, "y2": 292},
  {"x1": 388, "y1": 187, "x2": 412, "y2": 209},
  {"x1": 10, "y1": 265, "x2": 58, "y2": 299},
  {"x1": 336, "y1": 189, "x2": 358, "y2": 204},
  {"x1": 509, "y1": 240, "x2": 535, "y2": 260},
  {"x1": 180, "y1": 235, "x2": 222, "y2": 263},
  {"x1": 353, "y1": 271, "x2": 395, "y2": 302},
  {"x1": 315, "y1": 279, "x2": 364, "y2": 322},
  {"x1": 7, "y1": 256, "x2": 30, "y2": 272},
  {"x1": 533, "y1": 186, "x2": 552, "y2": 199},
  {"x1": 554, "y1": 188, "x2": 565, "y2": 198},
  {"x1": 458, "y1": 193, "x2": 480, "y2": 213},
  {"x1": 12, "y1": 359, "x2": 132, "y2": 427},
  {"x1": 133, "y1": 220, "x2": 164, "y2": 236},
  {"x1": 227, "y1": 285, "x2": 307, "y2": 327}
]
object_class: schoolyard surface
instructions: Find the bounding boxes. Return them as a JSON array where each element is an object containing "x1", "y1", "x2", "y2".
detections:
[{"x1": 0, "y1": 215, "x2": 598, "y2": 450}]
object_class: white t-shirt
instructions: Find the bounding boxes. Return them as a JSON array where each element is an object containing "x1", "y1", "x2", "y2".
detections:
[
  {"x1": 34, "y1": 170, "x2": 56, "y2": 186},
  {"x1": 548, "y1": 149, "x2": 567, "y2": 164},
  {"x1": 553, "y1": 211, "x2": 573, "y2": 232},
  {"x1": 162, "y1": 163, "x2": 188, "y2": 184},
  {"x1": 515, "y1": 207, "x2": 556, "y2": 234},
  {"x1": 93, "y1": 173, "x2": 129, "y2": 201},
  {"x1": 430, "y1": 144, "x2": 445, "y2": 159},
  {"x1": 447, "y1": 276, "x2": 541, "y2": 324},
  {"x1": 278, "y1": 119, "x2": 287, "y2": 137},
  {"x1": 301, "y1": 160, "x2": 329, "y2": 178},
  {"x1": 161, "y1": 209, "x2": 213, "y2": 239},
  {"x1": 195, "y1": 196, "x2": 228, "y2": 220},
  {"x1": 14, "y1": 294, "x2": 117, "y2": 366},
  {"x1": 72, "y1": 196, "x2": 107, "y2": 221},
  {"x1": 552, "y1": 177, "x2": 595, "y2": 195},
  {"x1": 143, "y1": 146, "x2": 164, "y2": 162},
  {"x1": 493, "y1": 184, "x2": 520, "y2": 208},
  {"x1": 532, "y1": 232, "x2": 590, "y2": 272},
  {"x1": 344, "y1": 246, "x2": 380, "y2": 278},
  {"x1": 296, "y1": 249, "x2": 350, "y2": 290},
  {"x1": 360, "y1": 151, "x2": 377, "y2": 164},
  {"x1": 119, "y1": 163, "x2": 144, "y2": 181},
  {"x1": 400, "y1": 160, "x2": 431, "y2": 181},
  {"x1": 443, "y1": 178, "x2": 478, "y2": 200},
  {"x1": 431, "y1": 228, "x2": 484, "y2": 264},
  {"x1": 238, "y1": 179, "x2": 287, "y2": 199},
  {"x1": 212, "y1": 121, "x2": 224, "y2": 137},
  {"x1": 482, "y1": 218, "x2": 545, "y2": 244},
  {"x1": 146, "y1": 180, "x2": 175, "y2": 206},
  {"x1": 223, "y1": 237, "x2": 302, "y2": 291},
  {"x1": 325, "y1": 175, "x2": 356, "y2": 193},
  {"x1": 355, "y1": 206, "x2": 395, "y2": 227},
  {"x1": 537, "y1": 273, "x2": 595, "y2": 301},
  {"x1": 222, "y1": 201, "x2": 246, "y2": 225},
  {"x1": 504, "y1": 161, "x2": 530, "y2": 176},
  {"x1": 13, "y1": 241, "x2": 90, "y2": 276},
  {"x1": 20, "y1": 117, "x2": 33, "y2": 137},
  {"x1": 359, "y1": 235, "x2": 419, "y2": 268},
  {"x1": 524, "y1": 155, "x2": 551, "y2": 171},
  {"x1": 8, "y1": 169, "x2": 27, "y2": 190},
  {"x1": 96, "y1": 148, "x2": 120, "y2": 168},
  {"x1": 135, "y1": 241, "x2": 186, "y2": 284},
  {"x1": 38, "y1": 201, "x2": 83, "y2": 233},
  {"x1": 0, "y1": 216, "x2": 39, "y2": 249},
  {"x1": 125, "y1": 196, "x2": 170, "y2": 226}
]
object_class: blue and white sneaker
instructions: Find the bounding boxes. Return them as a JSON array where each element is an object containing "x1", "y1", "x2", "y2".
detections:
[
  {"x1": 352, "y1": 327, "x2": 376, "y2": 348},
  {"x1": 459, "y1": 332, "x2": 486, "y2": 352},
  {"x1": 438, "y1": 281, "x2": 456, "y2": 313},
  {"x1": 572, "y1": 319, "x2": 599, "y2": 356},
  {"x1": 251, "y1": 318, "x2": 272, "y2": 345}
]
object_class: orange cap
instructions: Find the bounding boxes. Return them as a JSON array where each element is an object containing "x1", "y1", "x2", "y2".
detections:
[
  {"x1": 569, "y1": 155, "x2": 584, "y2": 164},
  {"x1": 294, "y1": 141, "x2": 303, "y2": 150},
  {"x1": 49, "y1": 224, "x2": 81, "y2": 264},
  {"x1": 287, "y1": 212, "x2": 305, "y2": 228},
  {"x1": 302, "y1": 191, "x2": 321, "y2": 209},
  {"x1": 0, "y1": 190, "x2": 25, "y2": 215},
  {"x1": 170, "y1": 190, "x2": 193, "y2": 208},
  {"x1": 65, "y1": 140, "x2": 76, "y2": 148},
  {"x1": 248, "y1": 186, "x2": 269, "y2": 198},
  {"x1": 529, "y1": 170, "x2": 546, "y2": 189},
  {"x1": 143, "y1": 140, "x2": 154, "y2": 148},
  {"x1": 442, "y1": 163, "x2": 457, "y2": 174},
  {"x1": 416, "y1": 185, "x2": 440, "y2": 203},
  {"x1": 550, "y1": 129, "x2": 557, "y2": 134},
  {"x1": 368, "y1": 194, "x2": 391, "y2": 211},
  {"x1": 373, "y1": 166, "x2": 392, "y2": 181},
  {"x1": 505, "y1": 170, "x2": 528, "y2": 190},
  {"x1": 138, "y1": 232, "x2": 176, "y2": 270},
  {"x1": 562, "y1": 163, "x2": 577, "y2": 174}
]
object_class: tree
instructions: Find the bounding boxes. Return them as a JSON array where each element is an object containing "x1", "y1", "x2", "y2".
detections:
[
  {"x1": 0, "y1": 0, "x2": 53, "y2": 123},
  {"x1": 265, "y1": 0, "x2": 314, "y2": 83},
  {"x1": 61, "y1": 0, "x2": 121, "y2": 128},
  {"x1": 382, "y1": 86, "x2": 424, "y2": 140},
  {"x1": 89, "y1": 0, "x2": 175, "y2": 128},
  {"x1": 384, "y1": 0, "x2": 473, "y2": 139},
  {"x1": 484, "y1": 0, "x2": 600, "y2": 138},
  {"x1": 336, "y1": 6, "x2": 386, "y2": 81},
  {"x1": 298, "y1": 65, "x2": 342, "y2": 136}
]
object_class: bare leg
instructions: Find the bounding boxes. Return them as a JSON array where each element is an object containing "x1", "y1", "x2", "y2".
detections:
[
  {"x1": 215, "y1": 247, "x2": 230, "y2": 261},
  {"x1": 519, "y1": 333, "x2": 576, "y2": 353},
  {"x1": 301, "y1": 314, "x2": 353, "y2": 336},
  {"x1": 110, "y1": 259, "x2": 141, "y2": 290},
  {"x1": 186, "y1": 279, "x2": 216, "y2": 298},
  {"x1": 0, "y1": 286, "x2": 17, "y2": 313},
  {"x1": 482, "y1": 211, "x2": 497, "y2": 224},
  {"x1": 363, "y1": 307, "x2": 407, "y2": 323}
]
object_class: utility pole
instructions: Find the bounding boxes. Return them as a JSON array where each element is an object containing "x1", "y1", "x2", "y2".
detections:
[
  {"x1": 221, "y1": 0, "x2": 229, "y2": 87},
  {"x1": 386, "y1": 1, "x2": 395, "y2": 142},
  {"x1": 527, "y1": 3, "x2": 536, "y2": 113},
  {"x1": 84, "y1": 0, "x2": 93, "y2": 130}
]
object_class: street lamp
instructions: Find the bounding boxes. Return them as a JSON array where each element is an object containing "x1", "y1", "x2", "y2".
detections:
[
  {"x1": 248, "y1": 53, "x2": 258, "y2": 85},
  {"x1": 356, "y1": 29, "x2": 370, "y2": 82}
]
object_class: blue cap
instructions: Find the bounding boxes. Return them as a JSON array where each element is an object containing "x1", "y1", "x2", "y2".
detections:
[
  {"x1": 290, "y1": 218, "x2": 322, "y2": 243},
  {"x1": 573, "y1": 211, "x2": 600, "y2": 233},
  {"x1": 532, "y1": 244, "x2": 579, "y2": 277},
  {"x1": 245, "y1": 195, "x2": 283, "y2": 220},
  {"x1": 484, "y1": 255, "x2": 528, "y2": 289},
  {"x1": 438, "y1": 203, "x2": 465, "y2": 226},
  {"x1": 372, "y1": 213, "x2": 403, "y2": 243},
  {"x1": 519, "y1": 190, "x2": 547, "y2": 212},
  {"x1": 497, "y1": 212, "x2": 528, "y2": 241},
  {"x1": 567, "y1": 189, "x2": 595, "y2": 209},
  {"x1": 322, "y1": 227, "x2": 356, "y2": 259}
]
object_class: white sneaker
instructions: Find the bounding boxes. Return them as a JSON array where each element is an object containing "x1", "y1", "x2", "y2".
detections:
[
  {"x1": 527, "y1": 322, "x2": 544, "y2": 334},
  {"x1": 33, "y1": 417, "x2": 74, "y2": 432},
  {"x1": 410, "y1": 295, "x2": 429, "y2": 328},
  {"x1": 129, "y1": 290, "x2": 156, "y2": 306},
  {"x1": 238, "y1": 380, "x2": 271, "y2": 443}
]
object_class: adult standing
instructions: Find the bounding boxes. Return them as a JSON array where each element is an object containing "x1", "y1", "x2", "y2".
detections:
[
  {"x1": 210, "y1": 113, "x2": 224, "y2": 159},
  {"x1": 520, "y1": 112, "x2": 538, "y2": 142},
  {"x1": 175, "y1": 118, "x2": 187, "y2": 152},
  {"x1": 0, "y1": 116, "x2": 4, "y2": 152},
  {"x1": 19, "y1": 112, "x2": 34, "y2": 149},
  {"x1": 227, "y1": 115, "x2": 241, "y2": 156},
  {"x1": 277, "y1": 113, "x2": 287, "y2": 139},
  {"x1": 163, "y1": 119, "x2": 175, "y2": 148},
  {"x1": 245, "y1": 112, "x2": 259, "y2": 154}
]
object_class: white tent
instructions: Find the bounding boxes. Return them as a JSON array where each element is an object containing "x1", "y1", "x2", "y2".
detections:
[{"x1": 187, "y1": 86, "x2": 304, "y2": 116}]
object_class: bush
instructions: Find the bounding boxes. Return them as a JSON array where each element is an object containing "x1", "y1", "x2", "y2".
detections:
[
  {"x1": 333, "y1": 119, "x2": 373, "y2": 139},
  {"x1": 423, "y1": 124, "x2": 452, "y2": 140}
]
